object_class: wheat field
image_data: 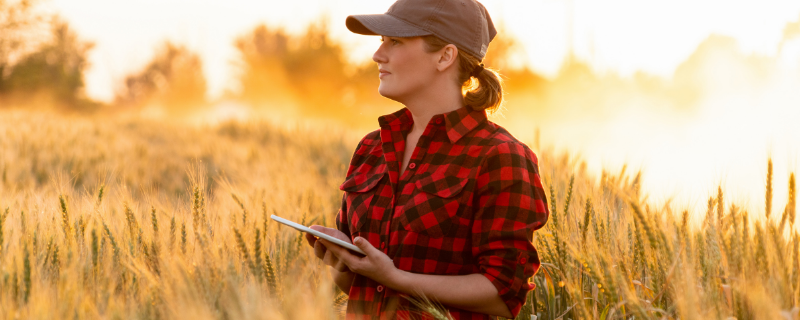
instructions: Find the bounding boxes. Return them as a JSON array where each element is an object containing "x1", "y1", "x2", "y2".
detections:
[{"x1": 0, "y1": 109, "x2": 796, "y2": 320}]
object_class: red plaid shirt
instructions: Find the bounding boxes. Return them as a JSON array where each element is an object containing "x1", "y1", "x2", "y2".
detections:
[{"x1": 336, "y1": 107, "x2": 549, "y2": 319}]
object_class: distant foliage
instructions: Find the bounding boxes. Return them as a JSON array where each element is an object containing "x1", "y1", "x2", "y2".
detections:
[
  {"x1": 0, "y1": 1, "x2": 96, "y2": 110},
  {"x1": 1, "y1": 18, "x2": 94, "y2": 108},
  {"x1": 234, "y1": 22, "x2": 407, "y2": 124},
  {"x1": 114, "y1": 41, "x2": 207, "y2": 111},
  {"x1": 0, "y1": 0, "x2": 44, "y2": 75}
]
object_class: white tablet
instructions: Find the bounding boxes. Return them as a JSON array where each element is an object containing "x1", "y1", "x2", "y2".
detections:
[{"x1": 270, "y1": 215, "x2": 366, "y2": 255}]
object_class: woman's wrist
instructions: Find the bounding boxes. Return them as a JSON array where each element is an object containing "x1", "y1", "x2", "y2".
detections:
[
  {"x1": 331, "y1": 268, "x2": 355, "y2": 293},
  {"x1": 385, "y1": 267, "x2": 411, "y2": 292}
]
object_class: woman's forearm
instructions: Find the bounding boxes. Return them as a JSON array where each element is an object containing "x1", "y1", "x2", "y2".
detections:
[
  {"x1": 387, "y1": 271, "x2": 512, "y2": 318},
  {"x1": 331, "y1": 268, "x2": 356, "y2": 294}
]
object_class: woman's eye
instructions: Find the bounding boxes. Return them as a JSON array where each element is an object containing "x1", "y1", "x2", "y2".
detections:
[{"x1": 380, "y1": 37, "x2": 399, "y2": 45}]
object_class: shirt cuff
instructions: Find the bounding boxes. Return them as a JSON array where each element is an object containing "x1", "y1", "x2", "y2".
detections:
[{"x1": 480, "y1": 252, "x2": 536, "y2": 318}]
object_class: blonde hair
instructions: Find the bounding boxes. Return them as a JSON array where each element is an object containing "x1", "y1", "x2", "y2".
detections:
[{"x1": 421, "y1": 35, "x2": 504, "y2": 114}]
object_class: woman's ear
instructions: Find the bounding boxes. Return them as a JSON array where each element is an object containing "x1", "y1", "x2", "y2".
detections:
[{"x1": 436, "y1": 44, "x2": 459, "y2": 72}]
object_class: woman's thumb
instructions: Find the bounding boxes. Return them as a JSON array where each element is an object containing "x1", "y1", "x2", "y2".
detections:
[{"x1": 354, "y1": 237, "x2": 376, "y2": 254}]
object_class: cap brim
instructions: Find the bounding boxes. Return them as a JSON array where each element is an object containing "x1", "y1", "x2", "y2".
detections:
[{"x1": 346, "y1": 14, "x2": 432, "y2": 37}]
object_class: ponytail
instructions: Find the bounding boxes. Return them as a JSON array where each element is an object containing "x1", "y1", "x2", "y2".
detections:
[{"x1": 422, "y1": 36, "x2": 505, "y2": 114}]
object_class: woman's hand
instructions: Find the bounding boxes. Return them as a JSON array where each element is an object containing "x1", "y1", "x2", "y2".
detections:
[
  {"x1": 304, "y1": 226, "x2": 351, "y2": 272},
  {"x1": 318, "y1": 235, "x2": 402, "y2": 287}
]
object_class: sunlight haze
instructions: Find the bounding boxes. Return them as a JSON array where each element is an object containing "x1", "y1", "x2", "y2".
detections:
[
  {"x1": 46, "y1": 0, "x2": 800, "y2": 101},
  {"x1": 40, "y1": 0, "x2": 800, "y2": 215}
]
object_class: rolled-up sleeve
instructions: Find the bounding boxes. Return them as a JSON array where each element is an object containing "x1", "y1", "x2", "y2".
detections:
[{"x1": 471, "y1": 141, "x2": 549, "y2": 317}]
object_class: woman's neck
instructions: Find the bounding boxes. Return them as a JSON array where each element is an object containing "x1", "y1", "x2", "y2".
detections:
[{"x1": 403, "y1": 86, "x2": 465, "y2": 133}]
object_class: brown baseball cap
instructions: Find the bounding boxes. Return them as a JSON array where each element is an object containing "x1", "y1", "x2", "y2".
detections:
[{"x1": 346, "y1": 0, "x2": 497, "y2": 61}]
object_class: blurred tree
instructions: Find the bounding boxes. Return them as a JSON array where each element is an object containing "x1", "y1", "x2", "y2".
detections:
[
  {"x1": 284, "y1": 21, "x2": 350, "y2": 117},
  {"x1": 1, "y1": 18, "x2": 95, "y2": 108},
  {"x1": 0, "y1": 0, "x2": 45, "y2": 83},
  {"x1": 233, "y1": 24, "x2": 293, "y2": 106},
  {"x1": 115, "y1": 41, "x2": 207, "y2": 111},
  {"x1": 235, "y1": 21, "x2": 364, "y2": 120}
]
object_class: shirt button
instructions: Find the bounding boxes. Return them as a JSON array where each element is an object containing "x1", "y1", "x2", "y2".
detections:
[
  {"x1": 519, "y1": 257, "x2": 527, "y2": 264},
  {"x1": 435, "y1": 118, "x2": 443, "y2": 124},
  {"x1": 409, "y1": 163, "x2": 416, "y2": 169},
  {"x1": 377, "y1": 285, "x2": 384, "y2": 292},
  {"x1": 380, "y1": 242, "x2": 386, "y2": 249}
]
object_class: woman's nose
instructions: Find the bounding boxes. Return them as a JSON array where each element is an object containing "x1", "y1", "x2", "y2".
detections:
[{"x1": 373, "y1": 43, "x2": 388, "y2": 64}]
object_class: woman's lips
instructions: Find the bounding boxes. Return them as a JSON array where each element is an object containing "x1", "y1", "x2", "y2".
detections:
[{"x1": 379, "y1": 69, "x2": 390, "y2": 79}]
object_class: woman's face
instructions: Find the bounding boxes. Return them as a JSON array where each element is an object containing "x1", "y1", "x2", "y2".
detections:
[{"x1": 372, "y1": 36, "x2": 439, "y2": 102}]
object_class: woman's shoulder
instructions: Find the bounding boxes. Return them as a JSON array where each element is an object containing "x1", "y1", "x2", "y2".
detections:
[
  {"x1": 477, "y1": 121, "x2": 539, "y2": 165},
  {"x1": 357, "y1": 129, "x2": 382, "y2": 146}
]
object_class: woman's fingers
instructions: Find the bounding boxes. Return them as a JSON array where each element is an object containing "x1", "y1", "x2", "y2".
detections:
[
  {"x1": 333, "y1": 259, "x2": 350, "y2": 272},
  {"x1": 309, "y1": 225, "x2": 351, "y2": 243},
  {"x1": 353, "y1": 237, "x2": 378, "y2": 255},
  {"x1": 320, "y1": 238, "x2": 362, "y2": 270},
  {"x1": 321, "y1": 247, "x2": 351, "y2": 272},
  {"x1": 306, "y1": 226, "x2": 358, "y2": 273},
  {"x1": 321, "y1": 236, "x2": 398, "y2": 285},
  {"x1": 314, "y1": 241, "x2": 350, "y2": 272},
  {"x1": 304, "y1": 232, "x2": 318, "y2": 247},
  {"x1": 313, "y1": 240, "x2": 327, "y2": 259},
  {"x1": 322, "y1": 249, "x2": 336, "y2": 266}
]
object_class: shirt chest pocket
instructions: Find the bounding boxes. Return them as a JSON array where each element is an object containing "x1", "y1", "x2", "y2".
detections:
[
  {"x1": 399, "y1": 172, "x2": 470, "y2": 238},
  {"x1": 339, "y1": 166, "x2": 386, "y2": 236}
]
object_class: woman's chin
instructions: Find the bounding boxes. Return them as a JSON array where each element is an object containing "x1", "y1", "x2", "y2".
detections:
[{"x1": 377, "y1": 87, "x2": 402, "y2": 102}]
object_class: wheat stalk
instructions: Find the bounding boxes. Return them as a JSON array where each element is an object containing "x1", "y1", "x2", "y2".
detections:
[
  {"x1": 22, "y1": 244, "x2": 31, "y2": 304},
  {"x1": 581, "y1": 198, "x2": 593, "y2": 247},
  {"x1": 232, "y1": 193, "x2": 247, "y2": 226},
  {"x1": 95, "y1": 184, "x2": 105, "y2": 208},
  {"x1": 180, "y1": 222, "x2": 187, "y2": 255},
  {"x1": 233, "y1": 227, "x2": 257, "y2": 277},
  {"x1": 59, "y1": 195, "x2": 71, "y2": 243},
  {"x1": 169, "y1": 216, "x2": 176, "y2": 252},
  {"x1": 264, "y1": 248, "x2": 278, "y2": 297},
  {"x1": 91, "y1": 228, "x2": 99, "y2": 270},
  {"x1": 767, "y1": 159, "x2": 773, "y2": 219},
  {"x1": 789, "y1": 173, "x2": 796, "y2": 228},
  {"x1": 253, "y1": 228, "x2": 263, "y2": 281},
  {"x1": 192, "y1": 186, "x2": 202, "y2": 230},
  {"x1": 0, "y1": 207, "x2": 7, "y2": 256},
  {"x1": 102, "y1": 220, "x2": 120, "y2": 264},
  {"x1": 563, "y1": 175, "x2": 575, "y2": 218}
]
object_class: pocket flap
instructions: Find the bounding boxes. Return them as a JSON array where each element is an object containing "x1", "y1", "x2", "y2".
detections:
[
  {"x1": 415, "y1": 172, "x2": 468, "y2": 198},
  {"x1": 339, "y1": 164, "x2": 387, "y2": 193}
]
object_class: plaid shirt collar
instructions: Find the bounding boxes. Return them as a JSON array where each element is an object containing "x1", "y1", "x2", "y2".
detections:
[{"x1": 377, "y1": 106, "x2": 488, "y2": 144}]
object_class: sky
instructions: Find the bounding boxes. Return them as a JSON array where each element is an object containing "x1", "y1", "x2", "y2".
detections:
[{"x1": 43, "y1": 0, "x2": 800, "y2": 102}]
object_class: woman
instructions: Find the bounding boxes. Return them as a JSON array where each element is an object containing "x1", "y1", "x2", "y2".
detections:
[{"x1": 304, "y1": 0, "x2": 549, "y2": 318}]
